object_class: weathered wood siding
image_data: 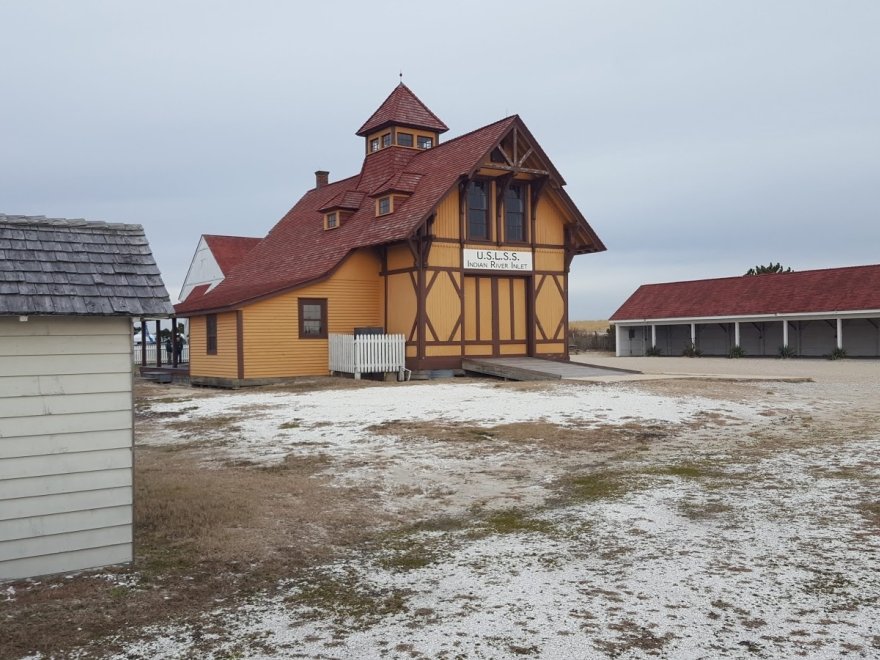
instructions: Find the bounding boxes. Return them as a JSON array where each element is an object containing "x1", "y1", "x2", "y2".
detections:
[
  {"x1": 241, "y1": 249, "x2": 382, "y2": 378},
  {"x1": 0, "y1": 316, "x2": 133, "y2": 581}
]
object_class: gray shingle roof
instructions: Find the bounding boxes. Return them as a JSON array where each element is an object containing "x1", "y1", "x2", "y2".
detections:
[{"x1": 0, "y1": 214, "x2": 174, "y2": 317}]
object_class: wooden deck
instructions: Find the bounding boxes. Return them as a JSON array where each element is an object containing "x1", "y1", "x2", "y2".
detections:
[
  {"x1": 140, "y1": 364, "x2": 190, "y2": 384},
  {"x1": 462, "y1": 357, "x2": 639, "y2": 381}
]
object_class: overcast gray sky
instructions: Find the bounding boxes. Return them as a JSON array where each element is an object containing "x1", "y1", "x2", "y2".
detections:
[{"x1": 2, "y1": 1, "x2": 878, "y2": 319}]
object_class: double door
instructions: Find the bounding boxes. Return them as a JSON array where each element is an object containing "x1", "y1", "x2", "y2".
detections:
[{"x1": 463, "y1": 275, "x2": 528, "y2": 356}]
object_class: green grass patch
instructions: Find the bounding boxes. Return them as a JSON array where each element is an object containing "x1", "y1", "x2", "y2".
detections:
[
  {"x1": 376, "y1": 537, "x2": 439, "y2": 572},
  {"x1": 566, "y1": 471, "x2": 634, "y2": 501},
  {"x1": 483, "y1": 509, "x2": 554, "y2": 535},
  {"x1": 289, "y1": 570, "x2": 408, "y2": 627}
]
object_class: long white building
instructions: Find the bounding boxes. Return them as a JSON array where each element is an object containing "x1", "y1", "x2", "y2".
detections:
[{"x1": 611, "y1": 264, "x2": 880, "y2": 358}]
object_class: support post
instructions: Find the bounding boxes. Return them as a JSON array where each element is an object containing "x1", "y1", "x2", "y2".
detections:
[
  {"x1": 782, "y1": 319, "x2": 789, "y2": 348},
  {"x1": 139, "y1": 317, "x2": 147, "y2": 367},
  {"x1": 155, "y1": 319, "x2": 162, "y2": 367},
  {"x1": 836, "y1": 318, "x2": 843, "y2": 350},
  {"x1": 651, "y1": 324, "x2": 657, "y2": 350},
  {"x1": 615, "y1": 324, "x2": 623, "y2": 357},
  {"x1": 171, "y1": 315, "x2": 178, "y2": 368},
  {"x1": 690, "y1": 323, "x2": 696, "y2": 346},
  {"x1": 734, "y1": 321, "x2": 741, "y2": 347}
]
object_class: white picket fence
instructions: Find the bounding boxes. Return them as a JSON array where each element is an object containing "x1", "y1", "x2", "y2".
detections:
[{"x1": 329, "y1": 333, "x2": 406, "y2": 379}]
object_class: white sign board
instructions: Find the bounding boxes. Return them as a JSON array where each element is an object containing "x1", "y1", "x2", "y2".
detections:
[{"x1": 463, "y1": 249, "x2": 533, "y2": 272}]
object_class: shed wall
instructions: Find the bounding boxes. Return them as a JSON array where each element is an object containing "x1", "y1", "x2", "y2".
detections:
[{"x1": 0, "y1": 316, "x2": 133, "y2": 581}]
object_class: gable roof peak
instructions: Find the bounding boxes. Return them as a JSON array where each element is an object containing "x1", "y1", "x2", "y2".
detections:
[{"x1": 356, "y1": 83, "x2": 449, "y2": 137}]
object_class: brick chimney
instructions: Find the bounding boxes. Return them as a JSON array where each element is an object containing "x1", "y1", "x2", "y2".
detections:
[{"x1": 315, "y1": 170, "x2": 329, "y2": 189}]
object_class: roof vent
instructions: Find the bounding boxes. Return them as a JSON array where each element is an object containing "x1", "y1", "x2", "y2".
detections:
[{"x1": 315, "y1": 170, "x2": 329, "y2": 189}]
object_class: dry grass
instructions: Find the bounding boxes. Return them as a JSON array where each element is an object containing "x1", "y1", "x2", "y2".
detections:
[
  {"x1": 0, "y1": 447, "x2": 384, "y2": 658},
  {"x1": 367, "y1": 418, "x2": 672, "y2": 454},
  {"x1": 570, "y1": 319, "x2": 611, "y2": 333}
]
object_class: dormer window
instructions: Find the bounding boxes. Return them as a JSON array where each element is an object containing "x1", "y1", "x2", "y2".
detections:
[
  {"x1": 324, "y1": 212, "x2": 339, "y2": 230},
  {"x1": 377, "y1": 197, "x2": 391, "y2": 216},
  {"x1": 397, "y1": 132, "x2": 413, "y2": 147},
  {"x1": 382, "y1": 133, "x2": 391, "y2": 148},
  {"x1": 370, "y1": 138, "x2": 379, "y2": 153},
  {"x1": 417, "y1": 136, "x2": 433, "y2": 150}
]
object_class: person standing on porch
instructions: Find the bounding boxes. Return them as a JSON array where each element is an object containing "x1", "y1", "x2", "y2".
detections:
[{"x1": 164, "y1": 337, "x2": 172, "y2": 362}]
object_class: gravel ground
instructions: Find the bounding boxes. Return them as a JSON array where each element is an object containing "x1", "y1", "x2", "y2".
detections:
[{"x1": 9, "y1": 359, "x2": 880, "y2": 659}]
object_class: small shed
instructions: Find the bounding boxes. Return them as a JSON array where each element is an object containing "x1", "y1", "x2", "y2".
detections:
[
  {"x1": 611, "y1": 264, "x2": 880, "y2": 357},
  {"x1": 0, "y1": 214, "x2": 173, "y2": 581}
]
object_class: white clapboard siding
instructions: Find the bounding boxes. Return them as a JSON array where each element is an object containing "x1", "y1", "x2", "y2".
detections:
[
  {"x1": 0, "y1": 373, "x2": 134, "y2": 398},
  {"x1": 0, "y1": 448, "x2": 132, "y2": 481},
  {"x1": 0, "y1": 487, "x2": 132, "y2": 522},
  {"x1": 0, "y1": 429, "x2": 133, "y2": 460},
  {"x1": 0, "y1": 333, "x2": 131, "y2": 356},
  {"x1": 0, "y1": 316, "x2": 134, "y2": 580},
  {"x1": 0, "y1": 525, "x2": 131, "y2": 562},
  {"x1": 0, "y1": 409, "x2": 131, "y2": 439},
  {"x1": 0, "y1": 316, "x2": 130, "y2": 336},
  {"x1": 0, "y1": 506, "x2": 132, "y2": 544},
  {"x1": 0, "y1": 391, "x2": 133, "y2": 419},
  {"x1": 0, "y1": 468, "x2": 131, "y2": 501},
  {"x1": 0, "y1": 353, "x2": 131, "y2": 377},
  {"x1": 0, "y1": 543, "x2": 132, "y2": 582}
]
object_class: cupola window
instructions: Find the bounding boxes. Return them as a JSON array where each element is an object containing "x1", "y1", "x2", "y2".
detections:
[
  {"x1": 417, "y1": 136, "x2": 433, "y2": 149},
  {"x1": 382, "y1": 133, "x2": 392, "y2": 148},
  {"x1": 370, "y1": 138, "x2": 379, "y2": 153},
  {"x1": 397, "y1": 132, "x2": 413, "y2": 147}
]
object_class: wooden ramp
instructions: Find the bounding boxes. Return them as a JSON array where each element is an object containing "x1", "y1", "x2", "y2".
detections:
[{"x1": 462, "y1": 357, "x2": 639, "y2": 381}]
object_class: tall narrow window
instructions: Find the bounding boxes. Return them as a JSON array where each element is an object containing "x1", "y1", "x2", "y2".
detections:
[
  {"x1": 467, "y1": 180, "x2": 490, "y2": 240},
  {"x1": 325, "y1": 212, "x2": 338, "y2": 229},
  {"x1": 504, "y1": 183, "x2": 525, "y2": 242},
  {"x1": 206, "y1": 314, "x2": 217, "y2": 354},
  {"x1": 299, "y1": 298, "x2": 327, "y2": 339},
  {"x1": 370, "y1": 138, "x2": 379, "y2": 152},
  {"x1": 382, "y1": 133, "x2": 391, "y2": 148},
  {"x1": 378, "y1": 197, "x2": 391, "y2": 215}
]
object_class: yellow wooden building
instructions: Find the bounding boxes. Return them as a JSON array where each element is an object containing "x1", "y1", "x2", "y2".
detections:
[{"x1": 176, "y1": 83, "x2": 605, "y2": 386}]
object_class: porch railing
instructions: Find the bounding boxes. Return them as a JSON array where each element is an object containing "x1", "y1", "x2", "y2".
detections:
[
  {"x1": 133, "y1": 345, "x2": 189, "y2": 366},
  {"x1": 329, "y1": 333, "x2": 406, "y2": 379}
]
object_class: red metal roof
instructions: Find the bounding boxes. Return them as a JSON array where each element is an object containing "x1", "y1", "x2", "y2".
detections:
[
  {"x1": 356, "y1": 83, "x2": 449, "y2": 137},
  {"x1": 610, "y1": 264, "x2": 880, "y2": 321},
  {"x1": 202, "y1": 235, "x2": 261, "y2": 275}
]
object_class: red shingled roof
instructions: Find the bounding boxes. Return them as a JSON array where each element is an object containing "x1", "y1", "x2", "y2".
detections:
[
  {"x1": 176, "y1": 116, "x2": 525, "y2": 314},
  {"x1": 203, "y1": 235, "x2": 261, "y2": 275},
  {"x1": 356, "y1": 83, "x2": 449, "y2": 136},
  {"x1": 176, "y1": 88, "x2": 605, "y2": 316},
  {"x1": 610, "y1": 264, "x2": 880, "y2": 321}
]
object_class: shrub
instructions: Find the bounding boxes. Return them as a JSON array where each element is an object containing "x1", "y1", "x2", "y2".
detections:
[
  {"x1": 645, "y1": 345, "x2": 663, "y2": 356},
  {"x1": 682, "y1": 341, "x2": 702, "y2": 357},
  {"x1": 778, "y1": 344, "x2": 796, "y2": 359},
  {"x1": 728, "y1": 345, "x2": 745, "y2": 359},
  {"x1": 830, "y1": 347, "x2": 847, "y2": 360}
]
